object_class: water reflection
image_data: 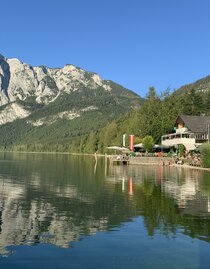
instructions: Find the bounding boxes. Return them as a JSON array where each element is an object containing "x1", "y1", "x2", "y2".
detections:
[
  {"x1": 108, "y1": 164, "x2": 210, "y2": 240},
  {"x1": 0, "y1": 153, "x2": 137, "y2": 255},
  {"x1": 0, "y1": 153, "x2": 210, "y2": 256}
]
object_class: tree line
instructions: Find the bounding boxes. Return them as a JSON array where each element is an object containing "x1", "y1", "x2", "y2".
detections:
[
  {"x1": 1, "y1": 84, "x2": 210, "y2": 153},
  {"x1": 72, "y1": 85, "x2": 210, "y2": 154}
]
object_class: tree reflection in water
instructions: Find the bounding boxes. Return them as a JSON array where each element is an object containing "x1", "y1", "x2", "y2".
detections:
[
  {"x1": 0, "y1": 152, "x2": 209, "y2": 256},
  {"x1": 108, "y1": 164, "x2": 210, "y2": 241}
]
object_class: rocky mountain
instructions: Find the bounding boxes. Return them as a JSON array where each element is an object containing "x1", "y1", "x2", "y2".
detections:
[
  {"x1": 0, "y1": 54, "x2": 112, "y2": 105},
  {"x1": 0, "y1": 54, "x2": 142, "y2": 151},
  {"x1": 0, "y1": 54, "x2": 141, "y2": 125}
]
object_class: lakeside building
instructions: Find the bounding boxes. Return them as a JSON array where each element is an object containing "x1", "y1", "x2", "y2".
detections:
[{"x1": 161, "y1": 115, "x2": 210, "y2": 151}]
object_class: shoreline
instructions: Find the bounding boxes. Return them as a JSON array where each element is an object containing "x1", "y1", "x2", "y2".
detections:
[
  {"x1": 128, "y1": 161, "x2": 210, "y2": 172},
  {"x1": 170, "y1": 163, "x2": 210, "y2": 172},
  {"x1": 112, "y1": 155, "x2": 210, "y2": 172},
  {"x1": 0, "y1": 151, "x2": 210, "y2": 172}
]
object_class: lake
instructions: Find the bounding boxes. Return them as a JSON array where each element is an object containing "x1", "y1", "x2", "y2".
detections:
[{"x1": 0, "y1": 153, "x2": 210, "y2": 268}]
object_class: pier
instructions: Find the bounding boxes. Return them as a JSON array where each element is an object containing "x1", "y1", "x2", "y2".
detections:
[{"x1": 109, "y1": 155, "x2": 130, "y2": 165}]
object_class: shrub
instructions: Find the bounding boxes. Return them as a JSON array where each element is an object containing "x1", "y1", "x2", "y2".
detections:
[
  {"x1": 179, "y1": 144, "x2": 185, "y2": 157},
  {"x1": 200, "y1": 143, "x2": 210, "y2": 168}
]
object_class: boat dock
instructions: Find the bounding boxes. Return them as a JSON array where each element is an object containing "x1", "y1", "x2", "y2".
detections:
[{"x1": 109, "y1": 156, "x2": 130, "y2": 165}]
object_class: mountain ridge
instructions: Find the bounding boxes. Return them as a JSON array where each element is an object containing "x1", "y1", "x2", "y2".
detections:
[
  {"x1": 0, "y1": 54, "x2": 143, "y2": 151},
  {"x1": 174, "y1": 75, "x2": 210, "y2": 95},
  {"x1": 0, "y1": 54, "x2": 142, "y2": 125}
]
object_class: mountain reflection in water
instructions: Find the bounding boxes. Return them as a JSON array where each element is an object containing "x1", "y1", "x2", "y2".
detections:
[{"x1": 0, "y1": 152, "x2": 210, "y2": 256}]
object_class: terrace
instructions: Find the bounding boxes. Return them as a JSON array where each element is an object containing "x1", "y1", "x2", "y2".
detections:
[
  {"x1": 161, "y1": 132, "x2": 196, "y2": 150},
  {"x1": 161, "y1": 115, "x2": 210, "y2": 151}
]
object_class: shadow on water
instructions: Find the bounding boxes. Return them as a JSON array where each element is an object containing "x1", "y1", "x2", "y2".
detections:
[{"x1": 0, "y1": 152, "x2": 210, "y2": 256}]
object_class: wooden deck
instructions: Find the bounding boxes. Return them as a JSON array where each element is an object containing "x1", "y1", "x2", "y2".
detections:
[{"x1": 109, "y1": 156, "x2": 130, "y2": 165}]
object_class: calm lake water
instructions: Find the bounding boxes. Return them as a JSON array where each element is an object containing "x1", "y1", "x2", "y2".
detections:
[{"x1": 0, "y1": 153, "x2": 210, "y2": 268}]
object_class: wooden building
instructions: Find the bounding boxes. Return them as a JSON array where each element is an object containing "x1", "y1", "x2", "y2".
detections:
[{"x1": 161, "y1": 115, "x2": 210, "y2": 150}]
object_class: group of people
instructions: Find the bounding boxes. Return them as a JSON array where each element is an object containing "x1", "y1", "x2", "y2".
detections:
[{"x1": 190, "y1": 154, "x2": 202, "y2": 167}]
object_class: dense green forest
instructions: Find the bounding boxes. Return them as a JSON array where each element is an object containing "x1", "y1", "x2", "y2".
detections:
[
  {"x1": 77, "y1": 85, "x2": 210, "y2": 153},
  {"x1": 0, "y1": 84, "x2": 142, "y2": 152},
  {"x1": 1, "y1": 75, "x2": 210, "y2": 153}
]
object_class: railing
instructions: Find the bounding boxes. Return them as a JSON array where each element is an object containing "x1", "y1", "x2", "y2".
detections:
[
  {"x1": 161, "y1": 132, "x2": 196, "y2": 149},
  {"x1": 162, "y1": 132, "x2": 195, "y2": 141}
]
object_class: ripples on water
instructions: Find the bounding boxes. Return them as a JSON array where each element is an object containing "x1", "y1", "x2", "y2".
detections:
[{"x1": 0, "y1": 153, "x2": 210, "y2": 268}]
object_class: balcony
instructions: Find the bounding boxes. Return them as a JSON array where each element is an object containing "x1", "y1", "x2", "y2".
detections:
[{"x1": 161, "y1": 132, "x2": 196, "y2": 150}]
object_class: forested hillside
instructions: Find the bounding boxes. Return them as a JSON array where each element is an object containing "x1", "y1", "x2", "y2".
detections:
[
  {"x1": 0, "y1": 85, "x2": 142, "y2": 152},
  {"x1": 2, "y1": 81, "x2": 209, "y2": 154},
  {"x1": 82, "y1": 84, "x2": 210, "y2": 154}
]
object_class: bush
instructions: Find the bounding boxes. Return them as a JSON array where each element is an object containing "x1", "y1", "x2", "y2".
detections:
[
  {"x1": 179, "y1": 144, "x2": 185, "y2": 157},
  {"x1": 200, "y1": 143, "x2": 210, "y2": 168}
]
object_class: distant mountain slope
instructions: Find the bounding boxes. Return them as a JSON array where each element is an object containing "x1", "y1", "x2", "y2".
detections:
[
  {"x1": 0, "y1": 54, "x2": 143, "y2": 151},
  {"x1": 175, "y1": 75, "x2": 210, "y2": 95}
]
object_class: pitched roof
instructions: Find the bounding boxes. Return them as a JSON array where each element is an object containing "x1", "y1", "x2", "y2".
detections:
[{"x1": 177, "y1": 115, "x2": 210, "y2": 133}]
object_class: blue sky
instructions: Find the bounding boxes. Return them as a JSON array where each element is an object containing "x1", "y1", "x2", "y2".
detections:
[{"x1": 1, "y1": 0, "x2": 210, "y2": 97}]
